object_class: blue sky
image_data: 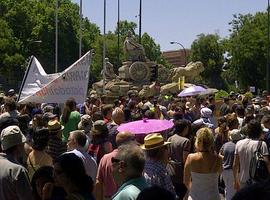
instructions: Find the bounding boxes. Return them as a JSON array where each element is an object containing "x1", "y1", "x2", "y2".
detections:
[{"x1": 72, "y1": 0, "x2": 267, "y2": 51}]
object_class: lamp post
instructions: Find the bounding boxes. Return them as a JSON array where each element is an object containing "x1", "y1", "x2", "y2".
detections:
[
  {"x1": 79, "y1": 0, "x2": 83, "y2": 58},
  {"x1": 170, "y1": 41, "x2": 187, "y2": 66},
  {"x1": 267, "y1": 0, "x2": 270, "y2": 91},
  {"x1": 25, "y1": 40, "x2": 42, "y2": 54},
  {"x1": 55, "y1": 0, "x2": 58, "y2": 73},
  {"x1": 102, "y1": 0, "x2": 107, "y2": 93},
  {"x1": 24, "y1": 40, "x2": 42, "y2": 68},
  {"x1": 139, "y1": 0, "x2": 142, "y2": 44},
  {"x1": 117, "y1": 0, "x2": 120, "y2": 70}
]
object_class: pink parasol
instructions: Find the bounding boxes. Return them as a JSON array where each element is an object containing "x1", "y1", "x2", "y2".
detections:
[{"x1": 117, "y1": 119, "x2": 174, "y2": 135}]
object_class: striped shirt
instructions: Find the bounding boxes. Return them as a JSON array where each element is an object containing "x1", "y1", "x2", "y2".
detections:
[{"x1": 46, "y1": 135, "x2": 67, "y2": 161}]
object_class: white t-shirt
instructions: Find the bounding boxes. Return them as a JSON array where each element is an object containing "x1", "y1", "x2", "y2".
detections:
[
  {"x1": 235, "y1": 138, "x2": 269, "y2": 183},
  {"x1": 68, "y1": 149, "x2": 97, "y2": 181}
]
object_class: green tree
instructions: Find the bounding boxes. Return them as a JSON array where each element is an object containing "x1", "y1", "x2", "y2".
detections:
[
  {"x1": 0, "y1": 19, "x2": 24, "y2": 88},
  {"x1": 190, "y1": 33, "x2": 225, "y2": 89},
  {"x1": 0, "y1": 0, "x2": 100, "y2": 89},
  {"x1": 141, "y1": 32, "x2": 161, "y2": 62},
  {"x1": 115, "y1": 20, "x2": 137, "y2": 36},
  {"x1": 225, "y1": 13, "x2": 268, "y2": 90}
]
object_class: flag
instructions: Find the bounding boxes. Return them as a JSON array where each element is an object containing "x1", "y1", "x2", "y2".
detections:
[{"x1": 18, "y1": 51, "x2": 92, "y2": 104}]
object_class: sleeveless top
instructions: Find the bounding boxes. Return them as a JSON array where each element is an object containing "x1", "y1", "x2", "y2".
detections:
[
  {"x1": 27, "y1": 151, "x2": 53, "y2": 179},
  {"x1": 188, "y1": 172, "x2": 220, "y2": 200}
]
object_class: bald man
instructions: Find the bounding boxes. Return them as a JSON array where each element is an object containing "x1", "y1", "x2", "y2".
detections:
[{"x1": 95, "y1": 131, "x2": 135, "y2": 200}]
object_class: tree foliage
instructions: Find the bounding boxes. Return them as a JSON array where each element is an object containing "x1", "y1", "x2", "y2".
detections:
[
  {"x1": 190, "y1": 33, "x2": 225, "y2": 89},
  {"x1": 225, "y1": 12, "x2": 268, "y2": 90},
  {"x1": 0, "y1": 2, "x2": 164, "y2": 89},
  {"x1": 114, "y1": 20, "x2": 137, "y2": 36},
  {"x1": 0, "y1": 0, "x2": 100, "y2": 89}
]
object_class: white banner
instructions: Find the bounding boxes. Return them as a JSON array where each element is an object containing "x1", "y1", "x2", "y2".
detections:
[
  {"x1": 18, "y1": 51, "x2": 92, "y2": 104},
  {"x1": 18, "y1": 56, "x2": 60, "y2": 101}
]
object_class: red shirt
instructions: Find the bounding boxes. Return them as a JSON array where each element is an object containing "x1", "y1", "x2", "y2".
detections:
[{"x1": 96, "y1": 149, "x2": 118, "y2": 197}]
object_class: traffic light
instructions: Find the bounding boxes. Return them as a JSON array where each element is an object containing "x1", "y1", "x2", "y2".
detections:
[{"x1": 150, "y1": 65, "x2": 158, "y2": 82}]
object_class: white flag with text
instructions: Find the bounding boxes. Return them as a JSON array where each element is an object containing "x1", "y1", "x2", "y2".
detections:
[{"x1": 18, "y1": 51, "x2": 91, "y2": 104}]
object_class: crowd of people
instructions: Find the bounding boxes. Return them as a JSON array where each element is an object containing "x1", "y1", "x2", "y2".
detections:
[{"x1": 0, "y1": 88, "x2": 270, "y2": 200}]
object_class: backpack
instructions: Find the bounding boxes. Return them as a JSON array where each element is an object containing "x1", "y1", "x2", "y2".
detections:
[{"x1": 249, "y1": 141, "x2": 269, "y2": 183}]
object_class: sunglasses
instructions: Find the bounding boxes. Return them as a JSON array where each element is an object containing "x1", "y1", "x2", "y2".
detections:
[{"x1": 111, "y1": 157, "x2": 121, "y2": 163}]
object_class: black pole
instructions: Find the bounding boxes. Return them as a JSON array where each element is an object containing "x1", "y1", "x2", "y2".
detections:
[
  {"x1": 102, "y1": 0, "x2": 106, "y2": 93},
  {"x1": 117, "y1": 0, "x2": 120, "y2": 72},
  {"x1": 17, "y1": 56, "x2": 34, "y2": 102},
  {"x1": 267, "y1": 0, "x2": 270, "y2": 91},
  {"x1": 139, "y1": 0, "x2": 142, "y2": 44}
]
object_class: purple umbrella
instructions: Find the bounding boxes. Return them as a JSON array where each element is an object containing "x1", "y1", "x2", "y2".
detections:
[
  {"x1": 178, "y1": 85, "x2": 206, "y2": 97},
  {"x1": 117, "y1": 119, "x2": 174, "y2": 135}
]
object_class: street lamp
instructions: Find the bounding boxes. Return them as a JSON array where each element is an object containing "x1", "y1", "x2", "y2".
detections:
[
  {"x1": 117, "y1": 0, "x2": 120, "y2": 71},
  {"x1": 55, "y1": 0, "x2": 58, "y2": 73},
  {"x1": 24, "y1": 40, "x2": 42, "y2": 66},
  {"x1": 25, "y1": 40, "x2": 42, "y2": 54},
  {"x1": 79, "y1": 0, "x2": 83, "y2": 58},
  {"x1": 267, "y1": 0, "x2": 270, "y2": 91},
  {"x1": 102, "y1": 0, "x2": 107, "y2": 93},
  {"x1": 170, "y1": 41, "x2": 187, "y2": 66},
  {"x1": 139, "y1": 0, "x2": 142, "y2": 44}
]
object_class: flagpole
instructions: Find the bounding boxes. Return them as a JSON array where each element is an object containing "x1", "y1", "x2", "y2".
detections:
[
  {"x1": 79, "y1": 0, "x2": 82, "y2": 58},
  {"x1": 17, "y1": 56, "x2": 34, "y2": 102},
  {"x1": 117, "y1": 0, "x2": 120, "y2": 71},
  {"x1": 102, "y1": 0, "x2": 106, "y2": 94},
  {"x1": 55, "y1": 0, "x2": 58, "y2": 73},
  {"x1": 139, "y1": 0, "x2": 142, "y2": 44}
]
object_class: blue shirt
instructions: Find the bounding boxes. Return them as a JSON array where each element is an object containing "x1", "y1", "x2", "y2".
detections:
[{"x1": 112, "y1": 177, "x2": 148, "y2": 200}]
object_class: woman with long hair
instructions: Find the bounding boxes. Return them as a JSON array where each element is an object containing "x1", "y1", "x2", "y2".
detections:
[
  {"x1": 184, "y1": 127, "x2": 223, "y2": 200},
  {"x1": 214, "y1": 116, "x2": 229, "y2": 153},
  {"x1": 60, "y1": 98, "x2": 81, "y2": 142}
]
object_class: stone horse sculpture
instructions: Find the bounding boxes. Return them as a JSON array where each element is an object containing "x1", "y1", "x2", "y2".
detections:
[{"x1": 170, "y1": 61, "x2": 205, "y2": 82}]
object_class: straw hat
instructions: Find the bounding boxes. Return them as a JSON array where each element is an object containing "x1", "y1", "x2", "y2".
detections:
[
  {"x1": 48, "y1": 119, "x2": 64, "y2": 132},
  {"x1": 141, "y1": 133, "x2": 171, "y2": 150}
]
